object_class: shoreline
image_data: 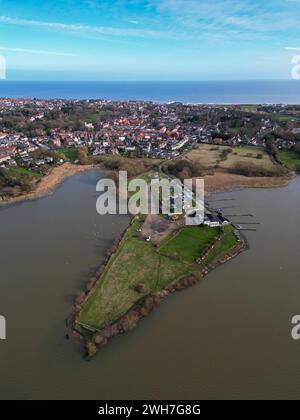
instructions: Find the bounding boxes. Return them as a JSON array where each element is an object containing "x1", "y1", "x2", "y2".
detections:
[
  {"x1": 203, "y1": 171, "x2": 292, "y2": 194},
  {"x1": 69, "y1": 216, "x2": 246, "y2": 357},
  {"x1": 0, "y1": 162, "x2": 95, "y2": 206},
  {"x1": 70, "y1": 167, "x2": 293, "y2": 356},
  {"x1": 1, "y1": 82, "x2": 300, "y2": 106},
  {"x1": 2, "y1": 162, "x2": 287, "y2": 354},
  {"x1": 0, "y1": 160, "x2": 294, "y2": 207}
]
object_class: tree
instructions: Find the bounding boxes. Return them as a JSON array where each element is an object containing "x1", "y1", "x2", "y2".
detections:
[
  {"x1": 78, "y1": 146, "x2": 89, "y2": 165},
  {"x1": 86, "y1": 342, "x2": 97, "y2": 358},
  {"x1": 58, "y1": 152, "x2": 68, "y2": 162},
  {"x1": 264, "y1": 134, "x2": 280, "y2": 162},
  {"x1": 293, "y1": 143, "x2": 300, "y2": 155}
]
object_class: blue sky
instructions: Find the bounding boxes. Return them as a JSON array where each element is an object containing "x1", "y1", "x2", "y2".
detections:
[{"x1": 0, "y1": 0, "x2": 299, "y2": 80}]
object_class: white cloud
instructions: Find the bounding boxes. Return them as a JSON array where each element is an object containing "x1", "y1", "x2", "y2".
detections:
[
  {"x1": 0, "y1": 47, "x2": 77, "y2": 56},
  {"x1": 1, "y1": 0, "x2": 299, "y2": 46},
  {"x1": 150, "y1": 0, "x2": 300, "y2": 33},
  {"x1": 0, "y1": 15, "x2": 170, "y2": 39},
  {"x1": 286, "y1": 47, "x2": 300, "y2": 51}
]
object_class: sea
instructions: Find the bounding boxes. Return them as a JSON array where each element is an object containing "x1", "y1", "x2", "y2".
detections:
[{"x1": 0, "y1": 80, "x2": 299, "y2": 104}]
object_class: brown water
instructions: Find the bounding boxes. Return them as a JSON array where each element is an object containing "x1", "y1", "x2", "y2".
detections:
[{"x1": 0, "y1": 170, "x2": 300, "y2": 400}]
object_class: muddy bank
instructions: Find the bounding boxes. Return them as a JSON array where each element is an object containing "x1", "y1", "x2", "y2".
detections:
[
  {"x1": 203, "y1": 170, "x2": 292, "y2": 194},
  {"x1": 0, "y1": 163, "x2": 94, "y2": 206}
]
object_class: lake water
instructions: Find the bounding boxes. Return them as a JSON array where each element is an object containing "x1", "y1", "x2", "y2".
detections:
[
  {"x1": 0, "y1": 80, "x2": 300, "y2": 104},
  {"x1": 0, "y1": 171, "x2": 300, "y2": 399}
]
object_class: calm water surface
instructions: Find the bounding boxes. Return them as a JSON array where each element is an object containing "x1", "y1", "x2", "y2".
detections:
[
  {"x1": 0, "y1": 171, "x2": 300, "y2": 399},
  {"x1": 1, "y1": 80, "x2": 300, "y2": 104}
]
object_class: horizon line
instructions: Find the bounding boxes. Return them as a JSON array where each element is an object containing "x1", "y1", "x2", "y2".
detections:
[{"x1": 0, "y1": 78, "x2": 298, "y2": 83}]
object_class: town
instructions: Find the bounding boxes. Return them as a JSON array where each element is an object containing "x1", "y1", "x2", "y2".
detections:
[{"x1": 1, "y1": 98, "x2": 300, "y2": 198}]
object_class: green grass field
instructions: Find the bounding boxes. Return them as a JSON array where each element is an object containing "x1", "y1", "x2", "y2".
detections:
[
  {"x1": 279, "y1": 150, "x2": 300, "y2": 170},
  {"x1": 85, "y1": 110, "x2": 115, "y2": 124},
  {"x1": 53, "y1": 148, "x2": 79, "y2": 162},
  {"x1": 6, "y1": 166, "x2": 41, "y2": 178},
  {"x1": 240, "y1": 105, "x2": 258, "y2": 112},
  {"x1": 0, "y1": 166, "x2": 42, "y2": 186},
  {"x1": 76, "y1": 218, "x2": 239, "y2": 333},
  {"x1": 202, "y1": 226, "x2": 238, "y2": 265},
  {"x1": 160, "y1": 226, "x2": 218, "y2": 262},
  {"x1": 271, "y1": 114, "x2": 298, "y2": 122}
]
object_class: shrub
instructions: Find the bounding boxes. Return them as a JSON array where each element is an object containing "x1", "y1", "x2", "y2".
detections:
[
  {"x1": 134, "y1": 283, "x2": 149, "y2": 294},
  {"x1": 294, "y1": 143, "x2": 300, "y2": 155},
  {"x1": 86, "y1": 342, "x2": 97, "y2": 357},
  {"x1": 78, "y1": 146, "x2": 89, "y2": 165},
  {"x1": 229, "y1": 162, "x2": 287, "y2": 177},
  {"x1": 75, "y1": 291, "x2": 86, "y2": 305},
  {"x1": 94, "y1": 155, "x2": 153, "y2": 177},
  {"x1": 219, "y1": 148, "x2": 232, "y2": 160},
  {"x1": 167, "y1": 159, "x2": 203, "y2": 179},
  {"x1": 94, "y1": 333, "x2": 107, "y2": 346}
]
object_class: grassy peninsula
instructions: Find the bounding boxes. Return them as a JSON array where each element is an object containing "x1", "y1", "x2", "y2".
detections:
[
  {"x1": 74, "y1": 211, "x2": 243, "y2": 355},
  {"x1": 70, "y1": 141, "x2": 291, "y2": 356}
]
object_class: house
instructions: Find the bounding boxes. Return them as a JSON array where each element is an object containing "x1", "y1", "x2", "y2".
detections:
[
  {"x1": 0, "y1": 154, "x2": 11, "y2": 164},
  {"x1": 125, "y1": 146, "x2": 136, "y2": 152},
  {"x1": 170, "y1": 136, "x2": 189, "y2": 151},
  {"x1": 85, "y1": 122, "x2": 94, "y2": 130},
  {"x1": 203, "y1": 213, "x2": 230, "y2": 228},
  {"x1": 36, "y1": 159, "x2": 46, "y2": 166},
  {"x1": 51, "y1": 138, "x2": 62, "y2": 148},
  {"x1": 217, "y1": 214, "x2": 231, "y2": 226}
]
